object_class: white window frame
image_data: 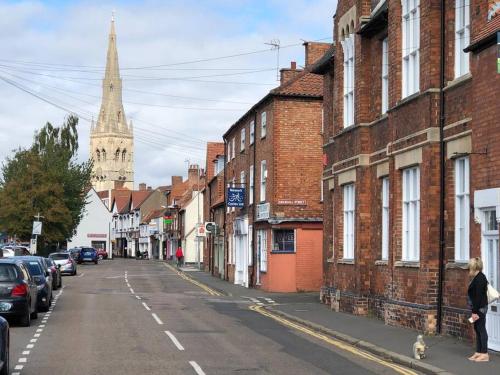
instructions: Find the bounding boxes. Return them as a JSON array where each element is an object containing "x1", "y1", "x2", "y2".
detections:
[
  {"x1": 226, "y1": 143, "x2": 230, "y2": 164},
  {"x1": 320, "y1": 180, "x2": 324, "y2": 202},
  {"x1": 381, "y1": 37, "x2": 389, "y2": 114},
  {"x1": 249, "y1": 166, "x2": 254, "y2": 205},
  {"x1": 343, "y1": 184, "x2": 355, "y2": 260},
  {"x1": 341, "y1": 34, "x2": 355, "y2": 127},
  {"x1": 402, "y1": 0, "x2": 420, "y2": 98},
  {"x1": 231, "y1": 177, "x2": 236, "y2": 212},
  {"x1": 261, "y1": 112, "x2": 267, "y2": 138},
  {"x1": 454, "y1": 0, "x2": 470, "y2": 78},
  {"x1": 231, "y1": 138, "x2": 236, "y2": 159},
  {"x1": 248, "y1": 225, "x2": 253, "y2": 266},
  {"x1": 402, "y1": 166, "x2": 420, "y2": 261},
  {"x1": 260, "y1": 160, "x2": 267, "y2": 202},
  {"x1": 381, "y1": 177, "x2": 389, "y2": 261},
  {"x1": 454, "y1": 157, "x2": 470, "y2": 261},
  {"x1": 240, "y1": 171, "x2": 246, "y2": 208},
  {"x1": 321, "y1": 108, "x2": 324, "y2": 134},
  {"x1": 241, "y1": 128, "x2": 246, "y2": 152},
  {"x1": 258, "y1": 229, "x2": 267, "y2": 272},
  {"x1": 250, "y1": 120, "x2": 255, "y2": 144}
]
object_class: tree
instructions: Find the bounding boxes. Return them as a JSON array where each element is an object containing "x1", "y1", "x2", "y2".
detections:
[{"x1": 0, "y1": 116, "x2": 92, "y2": 248}]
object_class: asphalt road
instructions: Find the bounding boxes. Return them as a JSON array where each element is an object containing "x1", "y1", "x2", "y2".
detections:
[{"x1": 7, "y1": 259, "x2": 418, "y2": 374}]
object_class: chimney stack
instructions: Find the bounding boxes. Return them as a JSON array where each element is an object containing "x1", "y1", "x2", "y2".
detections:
[
  {"x1": 303, "y1": 41, "x2": 332, "y2": 67},
  {"x1": 139, "y1": 183, "x2": 147, "y2": 191},
  {"x1": 280, "y1": 61, "x2": 302, "y2": 85}
]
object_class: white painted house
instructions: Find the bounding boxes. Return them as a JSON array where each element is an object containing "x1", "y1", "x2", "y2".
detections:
[
  {"x1": 68, "y1": 188, "x2": 112, "y2": 256},
  {"x1": 181, "y1": 190, "x2": 204, "y2": 264}
]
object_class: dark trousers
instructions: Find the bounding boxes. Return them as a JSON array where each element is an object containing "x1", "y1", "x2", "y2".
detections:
[{"x1": 474, "y1": 311, "x2": 488, "y2": 353}]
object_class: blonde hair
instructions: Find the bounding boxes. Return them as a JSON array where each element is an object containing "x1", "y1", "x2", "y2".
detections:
[{"x1": 469, "y1": 257, "x2": 483, "y2": 275}]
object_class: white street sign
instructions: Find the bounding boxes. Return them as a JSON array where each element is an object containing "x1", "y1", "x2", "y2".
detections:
[{"x1": 32, "y1": 221, "x2": 42, "y2": 235}]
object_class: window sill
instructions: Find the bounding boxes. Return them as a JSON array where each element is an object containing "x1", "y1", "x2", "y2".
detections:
[
  {"x1": 445, "y1": 261, "x2": 469, "y2": 270},
  {"x1": 394, "y1": 261, "x2": 420, "y2": 268},
  {"x1": 327, "y1": 256, "x2": 335, "y2": 263},
  {"x1": 337, "y1": 259, "x2": 355, "y2": 265},
  {"x1": 375, "y1": 260, "x2": 388, "y2": 266},
  {"x1": 271, "y1": 251, "x2": 296, "y2": 254},
  {"x1": 444, "y1": 73, "x2": 472, "y2": 92}
]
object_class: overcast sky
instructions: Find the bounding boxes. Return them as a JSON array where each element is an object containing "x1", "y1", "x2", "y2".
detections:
[{"x1": 0, "y1": 0, "x2": 336, "y2": 188}]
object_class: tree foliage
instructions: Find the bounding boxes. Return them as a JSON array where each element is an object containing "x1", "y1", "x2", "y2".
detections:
[{"x1": 0, "y1": 115, "x2": 92, "y2": 246}]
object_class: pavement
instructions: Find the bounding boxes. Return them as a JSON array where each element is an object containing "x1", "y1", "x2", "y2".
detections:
[
  {"x1": 6, "y1": 259, "x2": 424, "y2": 374},
  {"x1": 177, "y1": 263, "x2": 500, "y2": 375}
]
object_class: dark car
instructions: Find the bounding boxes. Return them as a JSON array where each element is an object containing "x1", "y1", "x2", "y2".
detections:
[
  {"x1": 0, "y1": 259, "x2": 38, "y2": 326},
  {"x1": 43, "y1": 258, "x2": 62, "y2": 290},
  {"x1": 0, "y1": 316, "x2": 8, "y2": 375},
  {"x1": 77, "y1": 247, "x2": 98, "y2": 264},
  {"x1": 49, "y1": 252, "x2": 77, "y2": 276},
  {"x1": 16, "y1": 257, "x2": 53, "y2": 312},
  {"x1": 68, "y1": 248, "x2": 82, "y2": 263}
]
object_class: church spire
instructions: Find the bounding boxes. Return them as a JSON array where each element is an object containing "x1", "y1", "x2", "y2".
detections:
[{"x1": 94, "y1": 15, "x2": 129, "y2": 134}]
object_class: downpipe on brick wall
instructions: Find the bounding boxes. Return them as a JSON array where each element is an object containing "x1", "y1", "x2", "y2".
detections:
[
  {"x1": 437, "y1": 0, "x2": 446, "y2": 335},
  {"x1": 223, "y1": 137, "x2": 228, "y2": 281}
]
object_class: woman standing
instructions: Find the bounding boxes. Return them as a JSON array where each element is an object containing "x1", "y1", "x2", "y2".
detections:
[
  {"x1": 467, "y1": 257, "x2": 489, "y2": 362},
  {"x1": 175, "y1": 246, "x2": 184, "y2": 268}
]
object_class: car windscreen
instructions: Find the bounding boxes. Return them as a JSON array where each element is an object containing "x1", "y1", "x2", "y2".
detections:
[
  {"x1": 50, "y1": 253, "x2": 69, "y2": 260},
  {"x1": 0, "y1": 264, "x2": 18, "y2": 282},
  {"x1": 25, "y1": 261, "x2": 43, "y2": 276}
]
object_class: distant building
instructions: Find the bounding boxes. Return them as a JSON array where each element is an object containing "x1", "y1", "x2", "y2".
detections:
[{"x1": 68, "y1": 188, "x2": 112, "y2": 255}]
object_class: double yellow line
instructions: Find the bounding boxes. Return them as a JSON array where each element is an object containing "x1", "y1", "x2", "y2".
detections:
[
  {"x1": 164, "y1": 263, "x2": 222, "y2": 296},
  {"x1": 250, "y1": 305, "x2": 418, "y2": 375}
]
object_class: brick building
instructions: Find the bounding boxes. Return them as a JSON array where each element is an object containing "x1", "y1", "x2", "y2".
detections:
[
  {"x1": 202, "y1": 142, "x2": 226, "y2": 277},
  {"x1": 314, "y1": 0, "x2": 499, "y2": 347},
  {"x1": 223, "y1": 42, "x2": 329, "y2": 292}
]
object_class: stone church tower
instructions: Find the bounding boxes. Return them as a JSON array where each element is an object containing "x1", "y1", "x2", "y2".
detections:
[{"x1": 90, "y1": 17, "x2": 134, "y2": 191}]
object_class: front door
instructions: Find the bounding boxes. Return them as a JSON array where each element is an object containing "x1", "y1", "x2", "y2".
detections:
[
  {"x1": 482, "y1": 209, "x2": 500, "y2": 351},
  {"x1": 234, "y1": 234, "x2": 248, "y2": 287}
]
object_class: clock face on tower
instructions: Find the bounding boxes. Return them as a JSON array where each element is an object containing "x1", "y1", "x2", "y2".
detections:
[{"x1": 119, "y1": 168, "x2": 125, "y2": 177}]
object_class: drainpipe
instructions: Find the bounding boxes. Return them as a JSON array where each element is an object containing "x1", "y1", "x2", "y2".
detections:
[
  {"x1": 223, "y1": 137, "x2": 228, "y2": 281},
  {"x1": 252, "y1": 110, "x2": 259, "y2": 286},
  {"x1": 437, "y1": 0, "x2": 446, "y2": 335}
]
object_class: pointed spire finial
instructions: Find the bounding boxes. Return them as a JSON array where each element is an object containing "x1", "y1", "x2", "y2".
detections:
[{"x1": 111, "y1": 10, "x2": 115, "y2": 22}]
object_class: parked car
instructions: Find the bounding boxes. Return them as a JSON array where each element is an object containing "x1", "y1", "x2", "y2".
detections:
[
  {"x1": 0, "y1": 259, "x2": 38, "y2": 326},
  {"x1": 49, "y1": 252, "x2": 77, "y2": 276},
  {"x1": 67, "y1": 248, "x2": 82, "y2": 263},
  {"x1": 77, "y1": 247, "x2": 98, "y2": 264},
  {"x1": 42, "y1": 258, "x2": 62, "y2": 290},
  {"x1": 16, "y1": 257, "x2": 52, "y2": 312},
  {"x1": 1, "y1": 246, "x2": 30, "y2": 257},
  {"x1": 0, "y1": 316, "x2": 8, "y2": 375},
  {"x1": 96, "y1": 248, "x2": 108, "y2": 260}
]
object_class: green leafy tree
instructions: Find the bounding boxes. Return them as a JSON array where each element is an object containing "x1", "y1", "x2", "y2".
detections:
[{"x1": 0, "y1": 115, "x2": 92, "y2": 250}]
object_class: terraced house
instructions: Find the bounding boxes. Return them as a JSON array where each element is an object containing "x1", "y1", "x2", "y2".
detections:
[
  {"x1": 223, "y1": 42, "x2": 329, "y2": 292},
  {"x1": 315, "y1": 0, "x2": 500, "y2": 347}
]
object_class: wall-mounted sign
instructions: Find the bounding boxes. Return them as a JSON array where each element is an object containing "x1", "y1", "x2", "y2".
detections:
[
  {"x1": 277, "y1": 199, "x2": 307, "y2": 206},
  {"x1": 227, "y1": 187, "x2": 245, "y2": 208},
  {"x1": 87, "y1": 233, "x2": 107, "y2": 238},
  {"x1": 32, "y1": 221, "x2": 42, "y2": 235},
  {"x1": 489, "y1": 1, "x2": 500, "y2": 21}
]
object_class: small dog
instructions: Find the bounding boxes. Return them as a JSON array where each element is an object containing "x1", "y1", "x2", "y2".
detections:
[{"x1": 413, "y1": 334, "x2": 427, "y2": 360}]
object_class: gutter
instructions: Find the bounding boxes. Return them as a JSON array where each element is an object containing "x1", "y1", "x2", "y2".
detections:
[{"x1": 436, "y1": 0, "x2": 446, "y2": 334}]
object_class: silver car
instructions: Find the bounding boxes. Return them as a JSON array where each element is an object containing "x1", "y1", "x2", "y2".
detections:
[{"x1": 49, "y1": 252, "x2": 77, "y2": 276}]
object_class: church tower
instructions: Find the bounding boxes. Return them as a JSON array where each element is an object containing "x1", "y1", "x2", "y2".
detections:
[{"x1": 90, "y1": 16, "x2": 134, "y2": 191}]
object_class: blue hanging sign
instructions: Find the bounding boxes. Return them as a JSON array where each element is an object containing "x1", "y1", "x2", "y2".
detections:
[{"x1": 227, "y1": 187, "x2": 245, "y2": 208}]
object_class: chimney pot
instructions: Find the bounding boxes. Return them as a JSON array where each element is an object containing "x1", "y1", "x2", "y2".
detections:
[{"x1": 291, "y1": 61, "x2": 296, "y2": 70}]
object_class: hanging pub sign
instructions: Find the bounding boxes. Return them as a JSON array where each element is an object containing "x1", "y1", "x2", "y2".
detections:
[
  {"x1": 163, "y1": 211, "x2": 173, "y2": 225},
  {"x1": 227, "y1": 187, "x2": 245, "y2": 208}
]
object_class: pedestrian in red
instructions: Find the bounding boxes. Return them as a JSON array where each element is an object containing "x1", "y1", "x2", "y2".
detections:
[{"x1": 175, "y1": 247, "x2": 184, "y2": 268}]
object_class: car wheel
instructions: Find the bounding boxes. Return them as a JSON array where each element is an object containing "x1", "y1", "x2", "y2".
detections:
[
  {"x1": 20, "y1": 307, "x2": 31, "y2": 327},
  {"x1": 31, "y1": 309, "x2": 38, "y2": 320}
]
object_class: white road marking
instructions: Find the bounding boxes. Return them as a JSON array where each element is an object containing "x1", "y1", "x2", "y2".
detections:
[
  {"x1": 18, "y1": 357, "x2": 27, "y2": 363},
  {"x1": 257, "y1": 302, "x2": 264, "y2": 306},
  {"x1": 77, "y1": 272, "x2": 85, "y2": 278},
  {"x1": 242, "y1": 296, "x2": 260, "y2": 303},
  {"x1": 39, "y1": 324, "x2": 45, "y2": 328},
  {"x1": 135, "y1": 295, "x2": 141, "y2": 300},
  {"x1": 34, "y1": 334, "x2": 41, "y2": 338},
  {"x1": 189, "y1": 361, "x2": 206, "y2": 375},
  {"x1": 14, "y1": 365, "x2": 24, "y2": 370},
  {"x1": 30, "y1": 339, "x2": 37, "y2": 343},
  {"x1": 26, "y1": 344, "x2": 34, "y2": 349},
  {"x1": 264, "y1": 298, "x2": 275, "y2": 303},
  {"x1": 11, "y1": 372, "x2": 20, "y2": 375},
  {"x1": 36, "y1": 329, "x2": 43, "y2": 333},
  {"x1": 22, "y1": 351, "x2": 30, "y2": 355},
  {"x1": 142, "y1": 302, "x2": 151, "y2": 311},
  {"x1": 164, "y1": 331, "x2": 184, "y2": 351},
  {"x1": 152, "y1": 313, "x2": 163, "y2": 325},
  {"x1": 126, "y1": 283, "x2": 131, "y2": 288},
  {"x1": 129, "y1": 288, "x2": 135, "y2": 294}
]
